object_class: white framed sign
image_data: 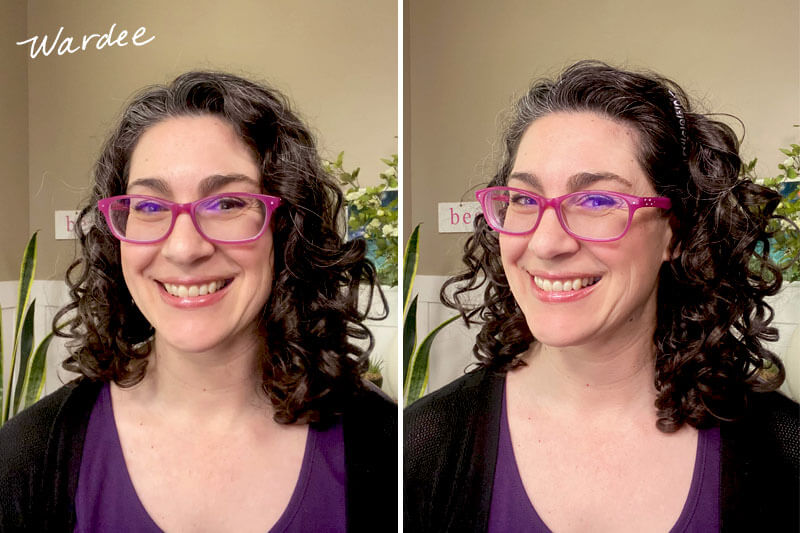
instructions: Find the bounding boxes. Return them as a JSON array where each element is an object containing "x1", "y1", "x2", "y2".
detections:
[{"x1": 437, "y1": 202, "x2": 482, "y2": 233}]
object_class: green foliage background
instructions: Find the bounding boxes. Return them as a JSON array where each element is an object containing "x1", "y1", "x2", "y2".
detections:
[
  {"x1": 325, "y1": 152, "x2": 399, "y2": 287},
  {"x1": 743, "y1": 143, "x2": 800, "y2": 283}
]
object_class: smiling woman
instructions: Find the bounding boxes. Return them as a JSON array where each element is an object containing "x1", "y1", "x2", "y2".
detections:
[
  {"x1": 404, "y1": 61, "x2": 799, "y2": 532},
  {"x1": 0, "y1": 72, "x2": 396, "y2": 532}
]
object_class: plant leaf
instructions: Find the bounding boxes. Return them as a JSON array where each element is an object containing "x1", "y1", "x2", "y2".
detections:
[
  {"x1": 404, "y1": 314, "x2": 459, "y2": 406},
  {"x1": 21, "y1": 332, "x2": 53, "y2": 410},
  {"x1": 12, "y1": 232, "x2": 37, "y2": 360},
  {"x1": 403, "y1": 224, "x2": 420, "y2": 313},
  {"x1": 3, "y1": 232, "x2": 37, "y2": 423},
  {"x1": 402, "y1": 296, "x2": 418, "y2": 381},
  {"x1": 11, "y1": 301, "x2": 36, "y2": 416}
]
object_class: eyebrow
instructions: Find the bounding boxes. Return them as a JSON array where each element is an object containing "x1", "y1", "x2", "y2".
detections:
[
  {"x1": 508, "y1": 171, "x2": 633, "y2": 191},
  {"x1": 127, "y1": 174, "x2": 261, "y2": 197}
]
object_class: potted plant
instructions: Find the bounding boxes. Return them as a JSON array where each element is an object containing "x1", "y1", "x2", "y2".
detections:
[
  {"x1": 744, "y1": 143, "x2": 800, "y2": 282},
  {"x1": 364, "y1": 357, "x2": 384, "y2": 388},
  {"x1": 324, "y1": 152, "x2": 398, "y2": 287},
  {"x1": 1, "y1": 232, "x2": 54, "y2": 426},
  {"x1": 402, "y1": 225, "x2": 458, "y2": 406},
  {"x1": 744, "y1": 144, "x2": 800, "y2": 394}
]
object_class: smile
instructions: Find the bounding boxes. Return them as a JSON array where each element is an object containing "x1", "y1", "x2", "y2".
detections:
[
  {"x1": 533, "y1": 276, "x2": 601, "y2": 292},
  {"x1": 160, "y1": 279, "x2": 232, "y2": 298}
]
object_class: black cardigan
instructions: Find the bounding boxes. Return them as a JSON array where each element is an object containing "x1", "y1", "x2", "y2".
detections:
[
  {"x1": 404, "y1": 368, "x2": 799, "y2": 532},
  {"x1": 0, "y1": 378, "x2": 397, "y2": 532}
]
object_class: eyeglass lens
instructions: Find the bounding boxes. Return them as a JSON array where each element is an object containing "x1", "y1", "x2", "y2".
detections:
[
  {"x1": 487, "y1": 190, "x2": 630, "y2": 239},
  {"x1": 107, "y1": 195, "x2": 268, "y2": 242}
]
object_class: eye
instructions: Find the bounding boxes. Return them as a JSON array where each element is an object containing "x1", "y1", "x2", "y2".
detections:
[
  {"x1": 572, "y1": 193, "x2": 623, "y2": 209},
  {"x1": 509, "y1": 192, "x2": 539, "y2": 206},
  {"x1": 131, "y1": 199, "x2": 169, "y2": 213},
  {"x1": 204, "y1": 195, "x2": 249, "y2": 211}
]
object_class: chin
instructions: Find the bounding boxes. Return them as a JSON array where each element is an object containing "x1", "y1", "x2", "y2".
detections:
[
  {"x1": 524, "y1": 314, "x2": 595, "y2": 349},
  {"x1": 155, "y1": 327, "x2": 230, "y2": 355}
]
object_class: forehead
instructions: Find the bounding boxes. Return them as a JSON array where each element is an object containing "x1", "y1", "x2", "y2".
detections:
[
  {"x1": 510, "y1": 112, "x2": 651, "y2": 193},
  {"x1": 127, "y1": 115, "x2": 260, "y2": 195}
]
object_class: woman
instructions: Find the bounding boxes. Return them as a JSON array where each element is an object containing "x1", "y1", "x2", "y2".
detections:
[
  {"x1": 405, "y1": 61, "x2": 798, "y2": 532},
  {"x1": 0, "y1": 71, "x2": 396, "y2": 532}
]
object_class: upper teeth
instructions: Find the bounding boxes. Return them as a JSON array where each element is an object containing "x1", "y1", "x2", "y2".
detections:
[
  {"x1": 164, "y1": 280, "x2": 225, "y2": 298},
  {"x1": 533, "y1": 276, "x2": 599, "y2": 292}
]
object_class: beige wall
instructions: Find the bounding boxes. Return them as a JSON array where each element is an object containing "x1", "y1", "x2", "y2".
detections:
[
  {"x1": 0, "y1": 1, "x2": 29, "y2": 280},
  {"x1": 407, "y1": 0, "x2": 800, "y2": 276},
  {"x1": 7, "y1": 0, "x2": 396, "y2": 280}
]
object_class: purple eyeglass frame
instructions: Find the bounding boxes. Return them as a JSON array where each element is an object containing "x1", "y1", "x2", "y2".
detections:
[
  {"x1": 97, "y1": 192, "x2": 282, "y2": 244},
  {"x1": 475, "y1": 186, "x2": 672, "y2": 242}
]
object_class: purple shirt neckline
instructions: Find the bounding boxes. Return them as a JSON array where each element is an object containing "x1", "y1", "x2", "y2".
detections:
[
  {"x1": 488, "y1": 378, "x2": 721, "y2": 532},
  {"x1": 75, "y1": 384, "x2": 347, "y2": 532}
]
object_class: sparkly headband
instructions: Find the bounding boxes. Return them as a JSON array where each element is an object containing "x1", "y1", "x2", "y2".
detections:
[{"x1": 668, "y1": 90, "x2": 688, "y2": 157}]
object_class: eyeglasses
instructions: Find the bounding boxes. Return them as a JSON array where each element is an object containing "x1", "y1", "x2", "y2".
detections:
[
  {"x1": 98, "y1": 193, "x2": 281, "y2": 244},
  {"x1": 475, "y1": 187, "x2": 671, "y2": 242}
]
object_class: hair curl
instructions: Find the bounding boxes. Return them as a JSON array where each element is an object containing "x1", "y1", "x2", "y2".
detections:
[
  {"x1": 54, "y1": 71, "x2": 384, "y2": 424},
  {"x1": 442, "y1": 60, "x2": 785, "y2": 432}
]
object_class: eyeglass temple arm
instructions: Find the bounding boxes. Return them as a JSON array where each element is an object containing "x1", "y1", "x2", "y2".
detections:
[{"x1": 633, "y1": 197, "x2": 671, "y2": 209}]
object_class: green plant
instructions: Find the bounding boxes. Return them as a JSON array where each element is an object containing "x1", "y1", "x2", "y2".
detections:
[
  {"x1": 1, "y1": 232, "x2": 54, "y2": 425},
  {"x1": 363, "y1": 356, "x2": 384, "y2": 388},
  {"x1": 743, "y1": 143, "x2": 800, "y2": 282},
  {"x1": 403, "y1": 225, "x2": 458, "y2": 406},
  {"x1": 324, "y1": 152, "x2": 398, "y2": 287}
]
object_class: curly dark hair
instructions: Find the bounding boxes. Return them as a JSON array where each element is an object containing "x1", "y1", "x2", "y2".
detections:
[
  {"x1": 53, "y1": 71, "x2": 384, "y2": 424},
  {"x1": 442, "y1": 60, "x2": 786, "y2": 432}
]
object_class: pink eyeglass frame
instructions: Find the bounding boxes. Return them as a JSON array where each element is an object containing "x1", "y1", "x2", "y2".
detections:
[
  {"x1": 475, "y1": 186, "x2": 672, "y2": 242},
  {"x1": 97, "y1": 192, "x2": 282, "y2": 244}
]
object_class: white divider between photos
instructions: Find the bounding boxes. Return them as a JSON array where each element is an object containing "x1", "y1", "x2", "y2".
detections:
[{"x1": 412, "y1": 275, "x2": 800, "y2": 402}]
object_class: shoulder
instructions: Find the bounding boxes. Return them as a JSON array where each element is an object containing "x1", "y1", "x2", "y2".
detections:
[
  {"x1": 340, "y1": 382, "x2": 397, "y2": 533},
  {"x1": 0, "y1": 379, "x2": 98, "y2": 467},
  {"x1": 726, "y1": 390, "x2": 799, "y2": 464},
  {"x1": 719, "y1": 390, "x2": 799, "y2": 532},
  {"x1": 403, "y1": 367, "x2": 505, "y2": 532},
  {"x1": 342, "y1": 381, "x2": 396, "y2": 442},
  {"x1": 340, "y1": 381, "x2": 396, "y2": 474},
  {"x1": 750, "y1": 388, "x2": 799, "y2": 427},
  {"x1": 0, "y1": 379, "x2": 103, "y2": 529},
  {"x1": 405, "y1": 366, "x2": 504, "y2": 449}
]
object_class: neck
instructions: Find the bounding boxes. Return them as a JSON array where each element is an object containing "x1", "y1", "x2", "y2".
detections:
[
  {"x1": 512, "y1": 325, "x2": 659, "y2": 421},
  {"x1": 130, "y1": 332, "x2": 269, "y2": 426}
]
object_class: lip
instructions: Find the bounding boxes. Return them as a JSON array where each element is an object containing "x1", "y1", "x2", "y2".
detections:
[
  {"x1": 528, "y1": 271, "x2": 601, "y2": 303},
  {"x1": 156, "y1": 278, "x2": 233, "y2": 308}
]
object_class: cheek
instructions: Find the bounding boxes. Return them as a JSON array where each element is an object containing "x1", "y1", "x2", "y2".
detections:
[
  {"x1": 499, "y1": 235, "x2": 529, "y2": 292},
  {"x1": 252, "y1": 236, "x2": 275, "y2": 299},
  {"x1": 614, "y1": 223, "x2": 671, "y2": 284},
  {"x1": 264, "y1": 245, "x2": 275, "y2": 290},
  {"x1": 119, "y1": 244, "x2": 144, "y2": 289},
  {"x1": 119, "y1": 245, "x2": 156, "y2": 313},
  {"x1": 499, "y1": 234, "x2": 526, "y2": 267}
]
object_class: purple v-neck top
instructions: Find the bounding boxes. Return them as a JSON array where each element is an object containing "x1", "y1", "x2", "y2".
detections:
[
  {"x1": 74, "y1": 384, "x2": 347, "y2": 532},
  {"x1": 488, "y1": 384, "x2": 721, "y2": 532}
]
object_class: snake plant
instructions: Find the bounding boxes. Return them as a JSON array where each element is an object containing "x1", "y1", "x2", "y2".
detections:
[
  {"x1": 1, "y1": 232, "x2": 54, "y2": 425},
  {"x1": 403, "y1": 224, "x2": 458, "y2": 406}
]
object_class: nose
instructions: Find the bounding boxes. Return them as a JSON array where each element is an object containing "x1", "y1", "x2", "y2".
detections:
[
  {"x1": 160, "y1": 211, "x2": 215, "y2": 264},
  {"x1": 526, "y1": 206, "x2": 580, "y2": 259}
]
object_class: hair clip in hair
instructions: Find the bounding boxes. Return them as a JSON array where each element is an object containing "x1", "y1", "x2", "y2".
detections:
[{"x1": 668, "y1": 90, "x2": 688, "y2": 158}]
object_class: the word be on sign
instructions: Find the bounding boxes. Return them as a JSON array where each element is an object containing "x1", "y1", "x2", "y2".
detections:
[
  {"x1": 437, "y1": 202, "x2": 482, "y2": 233},
  {"x1": 55, "y1": 211, "x2": 82, "y2": 240}
]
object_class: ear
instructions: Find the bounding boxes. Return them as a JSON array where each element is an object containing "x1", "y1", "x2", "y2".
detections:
[{"x1": 663, "y1": 215, "x2": 681, "y2": 262}]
